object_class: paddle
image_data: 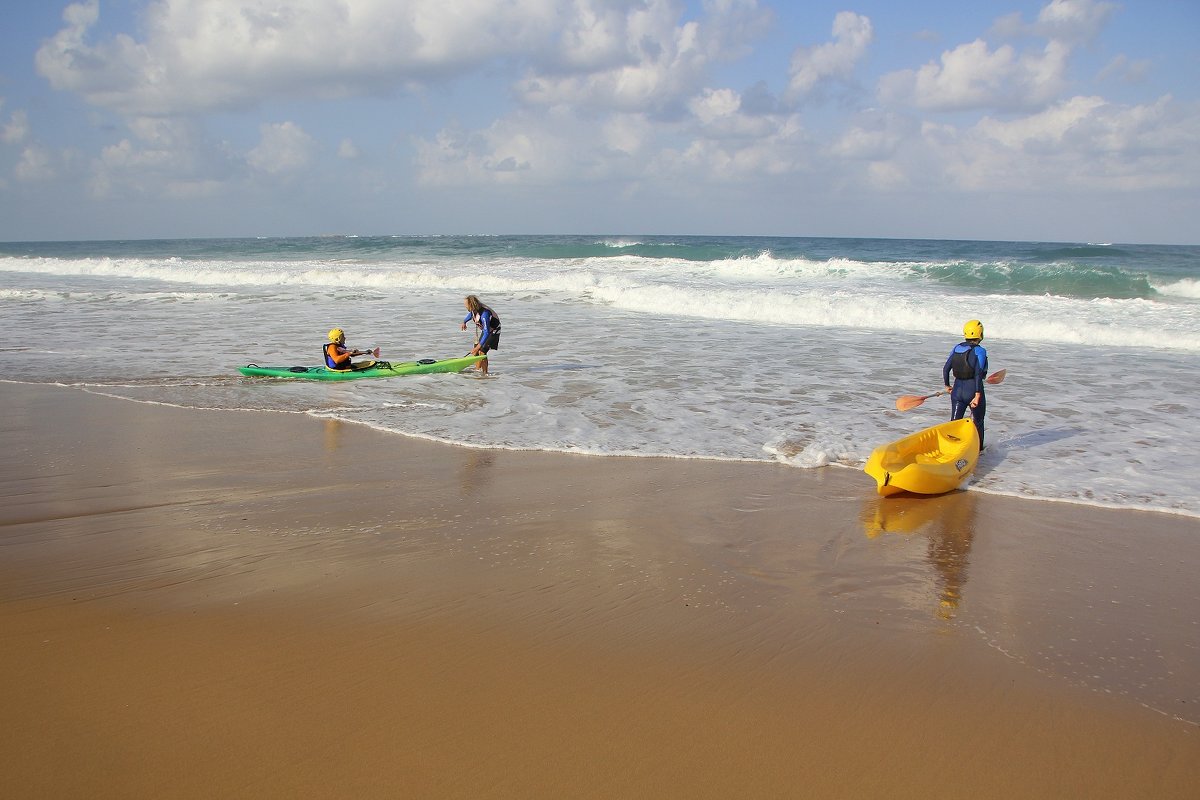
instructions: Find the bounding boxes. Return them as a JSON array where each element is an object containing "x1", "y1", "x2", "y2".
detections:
[
  {"x1": 340, "y1": 347, "x2": 381, "y2": 370},
  {"x1": 895, "y1": 369, "x2": 1007, "y2": 412}
]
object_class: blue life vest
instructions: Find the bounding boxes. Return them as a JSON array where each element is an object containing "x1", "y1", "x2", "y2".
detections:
[{"x1": 324, "y1": 343, "x2": 345, "y2": 370}]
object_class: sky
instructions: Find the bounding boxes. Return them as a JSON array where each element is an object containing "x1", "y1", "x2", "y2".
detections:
[{"x1": 0, "y1": 0, "x2": 1197, "y2": 244}]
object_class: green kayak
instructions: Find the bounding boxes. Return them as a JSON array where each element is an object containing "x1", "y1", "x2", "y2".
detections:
[{"x1": 238, "y1": 355, "x2": 484, "y2": 381}]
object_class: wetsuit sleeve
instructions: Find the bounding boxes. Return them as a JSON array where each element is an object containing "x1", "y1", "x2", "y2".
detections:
[
  {"x1": 942, "y1": 352, "x2": 954, "y2": 386},
  {"x1": 463, "y1": 312, "x2": 473, "y2": 325},
  {"x1": 478, "y1": 310, "x2": 494, "y2": 342},
  {"x1": 975, "y1": 346, "x2": 988, "y2": 394}
]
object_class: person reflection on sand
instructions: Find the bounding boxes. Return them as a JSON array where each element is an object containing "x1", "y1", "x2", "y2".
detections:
[
  {"x1": 862, "y1": 492, "x2": 979, "y2": 619},
  {"x1": 458, "y1": 449, "x2": 496, "y2": 495},
  {"x1": 925, "y1": 494, "x2": 977, "y2": 618},
  {"x1": 323, "y1": 418, "x2": 343, "y2": 452}
]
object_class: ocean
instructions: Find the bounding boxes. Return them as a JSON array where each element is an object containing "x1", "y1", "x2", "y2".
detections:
[{"x1": 2, "y1": 234, "x2": 1198, "y2": 518}]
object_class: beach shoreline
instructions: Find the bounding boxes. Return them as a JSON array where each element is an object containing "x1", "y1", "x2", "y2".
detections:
[{"x1": 2, "y1": 382, "x2": 1197, "y2": 798}]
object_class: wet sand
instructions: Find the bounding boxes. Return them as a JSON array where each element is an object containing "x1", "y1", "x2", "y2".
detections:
[{"x1": 1, "y1": 382, "x2": 1197, "y2": 798}]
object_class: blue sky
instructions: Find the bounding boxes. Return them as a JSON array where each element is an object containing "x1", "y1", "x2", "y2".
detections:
[{"x1": 1, "y1": 0, "x2": 1197, "y2": 243}]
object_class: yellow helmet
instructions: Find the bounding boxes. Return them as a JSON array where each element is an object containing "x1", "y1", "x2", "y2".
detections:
[
  {"x1": 328, "y1": 327, "x2": 345, "y2": 342},
  {"x1": 963, "y1": 319, "x2": 984, "y2": 340}
]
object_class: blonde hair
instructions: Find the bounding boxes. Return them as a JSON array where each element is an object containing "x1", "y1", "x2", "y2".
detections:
[{"x1": 465, "y1": 295, "x2": 484, "y2": 314}]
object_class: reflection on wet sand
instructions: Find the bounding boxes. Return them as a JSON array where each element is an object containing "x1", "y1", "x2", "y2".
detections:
[
  {"x1": 323, "y1": 418, "x2": 343, "y2": 451},
  {"x1": 458, "y1": 449, "x2": 496, "y2": 494},
  {"x1": 861, "y1": 491, "x2": 978, "y2": 618}
]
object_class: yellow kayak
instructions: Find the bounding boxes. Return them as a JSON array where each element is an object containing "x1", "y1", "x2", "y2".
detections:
[{"x1": 864, "y1": 418, "x2": 980, "y2": 496}]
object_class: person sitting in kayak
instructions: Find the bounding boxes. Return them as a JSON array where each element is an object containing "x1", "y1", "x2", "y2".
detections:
[
  {"x1": 943, "y1": 319, "x2": 988, "y2": 448},
  {"x1": 324, "y1": 328, "x2": 375, "y2": 371},
  {"x1": 460, "y1": 295, "x2": 501, "y2": 375}
]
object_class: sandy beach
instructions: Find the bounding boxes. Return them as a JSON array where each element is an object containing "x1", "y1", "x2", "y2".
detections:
[{"x1": 1, "y1": 382, "x2": 1197, "y2": 799}]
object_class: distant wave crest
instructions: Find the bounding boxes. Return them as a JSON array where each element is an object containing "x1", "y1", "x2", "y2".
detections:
[{"x1": 1153, "y1": 277, "x2": 1200, "y2": 300}]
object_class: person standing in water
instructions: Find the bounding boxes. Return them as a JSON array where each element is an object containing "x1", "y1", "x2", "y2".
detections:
[
  {"x1": 943, "y1": 319, "x2": 989, "y2": 448},
  {"x1": 460, "y1": 295, "x2": 501, "y2": 375}
]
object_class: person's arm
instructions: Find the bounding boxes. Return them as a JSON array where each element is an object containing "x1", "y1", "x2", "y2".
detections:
[
  {"x1": 478, "y1": 310, "x2": 494, "y2": 343},
  {"x1": 327, "y1": 343, "x2": 358, "y2": 367},
  {"x1": 943, "y1": 352, "x2": 954, "y2": 392},
  {"x1": 971, "y1": 346, "x2": 988, "y2": 405}
]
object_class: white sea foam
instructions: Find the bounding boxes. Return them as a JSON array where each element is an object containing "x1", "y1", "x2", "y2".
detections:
[
  {"x1": 3, "y1": 239, "x2": 1199, "y2": 518},
  {"x1": 1154, "y1": 277, "x2": 1200, "y2": 299},
  {"x1": 5, "y1": 252, "x2": 1199, "y2": 353}
]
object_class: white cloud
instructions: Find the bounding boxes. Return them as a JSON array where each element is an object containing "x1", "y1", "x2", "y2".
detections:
[
  {"x1": 414, "y1": 116, "x2": 566, "y2": 188},
  {"x1": 600, "y1": 114, "x2": 653, "y2": 159},
  {"x1": 689, "y1": 87, "x2": 740, "y2": 125},
  {"x1": 688, "y1": 88, "x2": 778, "y2": 139},
  {"x1": 90, "y1": 117, "x2": 236, "y2": 197},
  {"x1": 3, "y1": 110, "x2": 30, "y2": 144},
  {"x1": 1033, "y1": 0, "x2": 1117, "y2": 44},
  {"x1": 549, "y1": 1, "x2": 658, "y2": 72},
  {"x1": 787, "y1": 11, "x2": 873, "y2": 100},
  {"x1": 88, "y1": 116, "x2": 319, "y2": 195},
  {"x1": 512, "y1": 0, "x2": 769, "y2": 116},
  {"x1": 415, "y1": 82, "x2": 807, "y2": 190},
  {"x1": 973, "y1": 94, "x2": 1106, "y2": 148},
  {"x1": 515, "y1": 12, "x2": 706, "y2": 114},
  {"x1": 654, "y1": 116, "x2": 809, "y2": 182},
  {"x1": 247, "y1": 122, "x2": 316, "y2": 174},
  {"x1": 15, "y1": 0, "x2": 1194, "y2": 242},
  {"x1": 879, "y1": 38, "x2": 1069, "y2": 112},
  {"x1": 991, "y1": 0, "x2": 1116, "y2": 43},
  {"x1": 822, "y1": 112, "x2": 930, "y2": 191},
  {"x1": 879, "y1": 0, "x2": 1123, "y2": 114},
  {"x1": 15, "y1": 145, "x2": 56, "y2": 181},
  {"x1": 1098, "y1": 54, "x2": 1150, "y2": 84},
  {"x1": 804, "y1": 93, "x2": 1200, "y2": 198},
  {"x1": 832, "y1": 123, "x2": 905, "y2": 161},
  {"x1": 935, "y1": 96, "x2": 1200, "y2": 191},
  {"x1": 36, "y1": 0, "x2": 556, "y2": 115},
  {"x1": 34, "y1": 0, "x2": 768, "y2": 119}
]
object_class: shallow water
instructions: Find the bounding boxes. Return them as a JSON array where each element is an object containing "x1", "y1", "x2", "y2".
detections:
[{"x1": 2, "y1": 233, "x2": 1198, "y2": 517}]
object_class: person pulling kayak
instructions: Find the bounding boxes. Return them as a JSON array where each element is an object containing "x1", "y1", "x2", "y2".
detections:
[
  {"x1": 460, "y1": 295, "x2": 501, "y2": 375},
  {"x1": 943, "y1": 319, "x2": 989, "y2": 448}
]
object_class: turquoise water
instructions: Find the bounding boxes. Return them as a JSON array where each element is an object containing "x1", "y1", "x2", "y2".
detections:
[{"x1": 2, "y1": 234, "x2": 1198, "y2": 516}]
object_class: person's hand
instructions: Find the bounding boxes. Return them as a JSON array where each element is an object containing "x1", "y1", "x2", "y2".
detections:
[
  {"x1": 970, "y1": 392, "x2": 981, "y2": 408},
  {"x1": 460, "y1": 322, "x2": 467, "y2": 331}
]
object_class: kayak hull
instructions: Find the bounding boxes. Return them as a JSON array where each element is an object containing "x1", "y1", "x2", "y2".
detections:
[
  {"x1": 864, "y1": 418, "x2": 980, "y2": 496},
  {"x1": 238, "y1": 355, "x2": 484, "y2": 380}
]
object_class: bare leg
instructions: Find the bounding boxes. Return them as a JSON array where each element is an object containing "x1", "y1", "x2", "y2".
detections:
[{"x1": 479, "y1": 356, "x2": 488, "y2": 375}]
